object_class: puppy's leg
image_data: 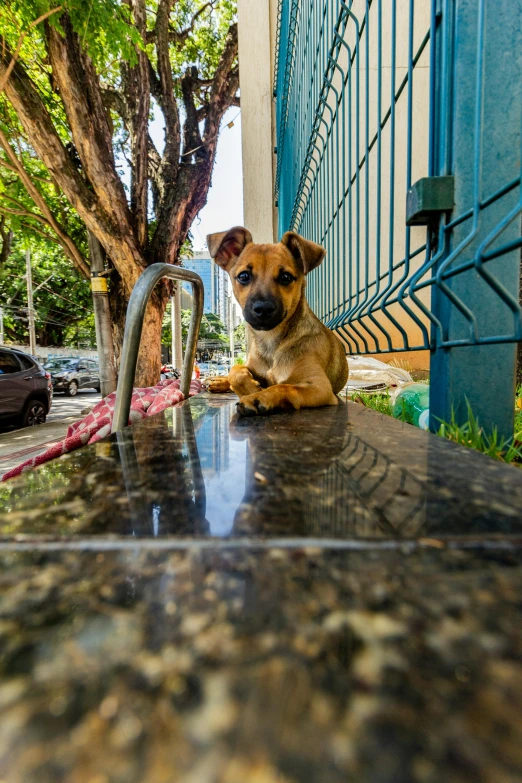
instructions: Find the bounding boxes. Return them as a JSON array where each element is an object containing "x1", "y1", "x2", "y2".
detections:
[
  {"x1": 207, "y1": 376, "x2": 232, "y2": 393},
  {"x1": 228, "y1": 365, "x2": 264, "y2": 397},
  {"x1": 207, "y1": 365, "x2": 264, "y2": 395},
  {"x1": 236, "y1": 373, "x2": 338, "y2": 416}
]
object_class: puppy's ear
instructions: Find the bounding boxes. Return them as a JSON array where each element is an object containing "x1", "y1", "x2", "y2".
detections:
[
  {"x1": 207, "y1": 226, "x2": 253, "y2": 271},
  {"x1": 280, "y1": 231, "x2": 325, "y2": 274}
]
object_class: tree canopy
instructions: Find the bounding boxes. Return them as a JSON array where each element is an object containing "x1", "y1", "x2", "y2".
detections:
[
  {"x1": 0, "y1": 234, "x2": 95, "y2": 347},
  {"x1": 162, "y1": 304, "x2": 229, "y2": 352},
  {"x1": 0, "y1": 0, "x2": 239, "y2": 383}
]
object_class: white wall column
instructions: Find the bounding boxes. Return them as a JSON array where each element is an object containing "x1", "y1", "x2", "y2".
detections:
[{"x1": 237, "y1": 0, "x2": 276, "y2": 243}]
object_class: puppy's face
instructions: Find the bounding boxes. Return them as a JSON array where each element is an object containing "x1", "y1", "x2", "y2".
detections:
[
  {"x1": 230, "y1": 242, "x2": 304, "y2": 330},
  {"x1": 207, "y1": 227, "x2": 326, "y2": 332}
]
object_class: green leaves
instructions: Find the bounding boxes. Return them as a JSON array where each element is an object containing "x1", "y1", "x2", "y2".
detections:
[
  {"x1": 0, "y1": 234, "x2": 94, "y2": 347},
  {"x1": 162, "y1": 306, "x2": 229, "y2": 349},
  {"x1": 3, "y1": 0, "x2": 143, "y2": 67}
]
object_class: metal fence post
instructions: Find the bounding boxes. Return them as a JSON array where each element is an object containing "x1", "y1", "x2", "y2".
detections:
[{"x1": 429, "y1": 0, "x2": 522, "y2": 440}]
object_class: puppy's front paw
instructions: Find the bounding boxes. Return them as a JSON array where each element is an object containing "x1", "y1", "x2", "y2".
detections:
[
  {"x1": 236, "y1": 393, "x2": 263, "y2": 416},
  {"x1": 236, "y1": 388, "x2": 299, "y2": 416},
  {"x1": 206, "y1": 376, "x2": 231, "y2": 393}
]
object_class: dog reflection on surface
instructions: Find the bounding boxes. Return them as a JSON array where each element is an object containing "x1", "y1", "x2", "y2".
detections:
[
  {"x1": 228, "y1": 402, "x2": 350, "y2": 536},
  {"x1": 206, "y1": 227, "x2": 348, "y2": 416}
]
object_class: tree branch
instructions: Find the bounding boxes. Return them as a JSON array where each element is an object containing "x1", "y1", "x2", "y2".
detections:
[
  {"x1": 0, "y1": 157, "x2": 53, "y2": 184},
  {"x1": 181, "y1": 68, "x2": 204, "y2": 158},
  {"x1": 149, "y1": 22, "x2": 239, "y2": 264},
  {"x1": 148, "y1": 61, "x2": 163, "y2": 104},
  {"x1": 0, "y1": 27, "x2": 145, "y2": 291},
  {"x1": 0, "y1": 127, "x2": 91, "y2": 279},
  {"x1": 0, "y1": 5, "x2": 62, "y2": 94},
  {"x1": 102, "y1": 88, "x2": 128, "y2": 121},
  {"x1": 0, "y1": 191, "x2": 52, "y2": 218},
  {"x1": 148, "y1": 134, "x2": 162, "y2": 215},
  {"x1": 120, "y1": 0, "x2": 150, "y2": 248},
  {"x1": 0, "y1": 202, "x2": 88, "y2": 273},
  {"x1": 146, "y1": 1, "x2": 215, "y2": 46},
  {"x1": 203, "y1": 23, "x2": 239, "y2": 146},
  {"x1": 155, "y1": 0, "x2": 181, "y2": 181},
  {"x1": 0, "y1": 215, "x2": 13, "y2": 268},
  {"x1": 45, "y1": 16, "x2": 134, "y2": 235}
]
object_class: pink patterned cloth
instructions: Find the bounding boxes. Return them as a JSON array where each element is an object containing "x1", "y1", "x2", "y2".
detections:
[{"x1": 1, "y1": 378, "x2": 202, "y2": 482}]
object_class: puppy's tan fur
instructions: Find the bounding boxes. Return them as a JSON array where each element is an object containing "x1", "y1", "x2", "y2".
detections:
[{"x1": 206, "y1": 226, "x2": 348, "y2": 416}]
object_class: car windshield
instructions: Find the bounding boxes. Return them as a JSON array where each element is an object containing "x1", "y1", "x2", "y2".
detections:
[{"x1": 45, "y1": 359, "x2": 77, "y2": 371}]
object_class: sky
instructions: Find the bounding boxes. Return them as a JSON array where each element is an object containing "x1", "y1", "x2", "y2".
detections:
[{"x1": 148, "y1": 106, "x2": 244, "y2": 253}]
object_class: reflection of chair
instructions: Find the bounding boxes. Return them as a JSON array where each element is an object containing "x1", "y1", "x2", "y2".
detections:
[
  {"x1": 112, "y1": 263, "x2": 204, "y2": 433},
  {"x1": 181, "y1": 404, "x2": 207, "y2": 524},
  {"x1": 116, "y1": 401, "x2": 208, "y2": 536}
]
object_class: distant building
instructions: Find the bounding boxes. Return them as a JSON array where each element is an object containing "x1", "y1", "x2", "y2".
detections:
[
  {"x1": 195, "y1": 405, "x2": 230, "y2": 477},
  {"x1": 181, "y1": 252, "x2": 230, "y2": 327},
  {"x1": 227, "y1": 295, "x2": 242, "y2": 331}
]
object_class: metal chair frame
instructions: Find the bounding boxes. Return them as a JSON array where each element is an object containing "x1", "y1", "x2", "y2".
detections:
[{"x1": 112, "y1": 264, "x2": 204, "y2": 433}]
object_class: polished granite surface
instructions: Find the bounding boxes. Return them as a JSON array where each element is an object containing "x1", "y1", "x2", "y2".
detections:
[
  {"x1": 0, "y1": 395, "x2": 522, "y2": 782},
  {"x1": 1, "y1": 546, "x2": 522, "y2": 783},
  {"x1": 0, "y1": 395, "x2": 521, "y2": 542}
]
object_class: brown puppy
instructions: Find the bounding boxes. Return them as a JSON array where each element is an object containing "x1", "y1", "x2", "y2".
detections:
[{"x1": 206, "y1": 226, "x2": 348, "y2": 416}]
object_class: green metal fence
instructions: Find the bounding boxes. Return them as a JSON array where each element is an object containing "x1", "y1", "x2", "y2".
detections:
[{"x1": 274, "y1": 0, "x2": 522, "y2": 438}]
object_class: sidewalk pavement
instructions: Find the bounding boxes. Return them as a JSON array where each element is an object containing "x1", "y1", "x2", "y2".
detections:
[
  {"x1": 0, "y1": 417, "x2": 79, "y2": 479},
  {"x1": 0, "y1": 391, "x2": 101, "y2": 480}
]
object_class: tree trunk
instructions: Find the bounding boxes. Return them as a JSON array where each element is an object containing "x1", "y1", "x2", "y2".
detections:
[
  {"x1": 1, "y1": 14, "x2": 239, "y2": 389},
  {"x1": 139, "y1": 295, "x2": 168, "y2": 386}
]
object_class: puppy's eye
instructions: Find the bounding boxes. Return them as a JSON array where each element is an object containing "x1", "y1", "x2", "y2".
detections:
[
  {"x1": 278, "y1": 272, "x2": 295, "y2": 286},
  {"x1": 236, "y1": 271, "x2": 251, "y2": 285}
]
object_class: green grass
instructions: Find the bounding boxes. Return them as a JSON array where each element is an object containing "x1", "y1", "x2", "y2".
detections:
[
  {"x1": 516, "y1": 384, "x2": 522, "y2": 445},
  {"x1": 349, "y1": 387, "x2": 522, "y2": 467},
  {"x1": 349, "y1": 390, "x2": 392, "y2": 416},
  {"x1": 437, "y1": 400, "x2": 522, "y2": 466}
]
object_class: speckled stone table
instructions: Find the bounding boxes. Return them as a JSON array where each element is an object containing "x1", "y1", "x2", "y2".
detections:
[{"x1": 0, "y1": 395, "x2": 521, "y2": 783}]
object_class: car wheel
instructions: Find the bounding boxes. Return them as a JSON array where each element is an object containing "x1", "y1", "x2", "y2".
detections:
[
  {"x1": 22, "y1": 399, "x2": 47, "y2": 427},
  {"x1": 66, "y1": 380, "x2": 79, "y2": 397}
]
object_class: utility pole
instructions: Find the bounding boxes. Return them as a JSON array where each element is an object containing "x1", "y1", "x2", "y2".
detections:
[
  {"x1": 0, "y1": 306, "x2": 3, "y2": 345},
  {"x1": 171, "y1": 281, "x2": 183, "y2": 370},
  {"x1": 87, "y1": 232, "x2": 117, "y2": 397},
  {"x1": 25, "y1": 248, "x2": 36, "y2": 356}
]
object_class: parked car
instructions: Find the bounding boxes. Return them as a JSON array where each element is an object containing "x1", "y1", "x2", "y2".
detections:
[
  {"x1": 0, "y1": 348, "x2": 52, "y2": 428},
  {"x1": 44, "y1": 357, "x2": 100, "y2": 396},
  {"x1": 199, "y1": 361, "x2": 228, "y2": 378}
]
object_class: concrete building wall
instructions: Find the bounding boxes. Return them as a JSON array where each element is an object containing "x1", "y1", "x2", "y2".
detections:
[{"x1": 237, "y1": 0, "x2": 276, "y2": 244}]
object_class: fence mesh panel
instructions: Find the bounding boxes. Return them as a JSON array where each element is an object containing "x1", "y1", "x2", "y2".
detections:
[{"x1": 274, "y1": 0, "x2": 522, "y2": 358}]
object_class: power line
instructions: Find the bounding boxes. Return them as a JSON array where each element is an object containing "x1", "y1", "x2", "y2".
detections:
[
  {"x1": 36, "y1": 284, "x2": 91, "y2": 311},
  {"x1": 0, "y1": 272, "x2": 91, "y2": 311}
]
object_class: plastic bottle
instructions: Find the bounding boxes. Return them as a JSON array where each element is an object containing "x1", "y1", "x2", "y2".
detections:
[{"x1": 391, "y1": 383, "x2": 430, "y2": 430}]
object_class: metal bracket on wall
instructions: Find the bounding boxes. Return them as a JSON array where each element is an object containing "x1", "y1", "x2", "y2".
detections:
[{"x1": 406, "y1": 176, "x2": 455, "y2": 226}]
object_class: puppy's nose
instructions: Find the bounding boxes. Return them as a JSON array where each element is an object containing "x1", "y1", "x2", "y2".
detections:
[{"x1": 252, "y1": 299, "x2": 276, "y2": 319}]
